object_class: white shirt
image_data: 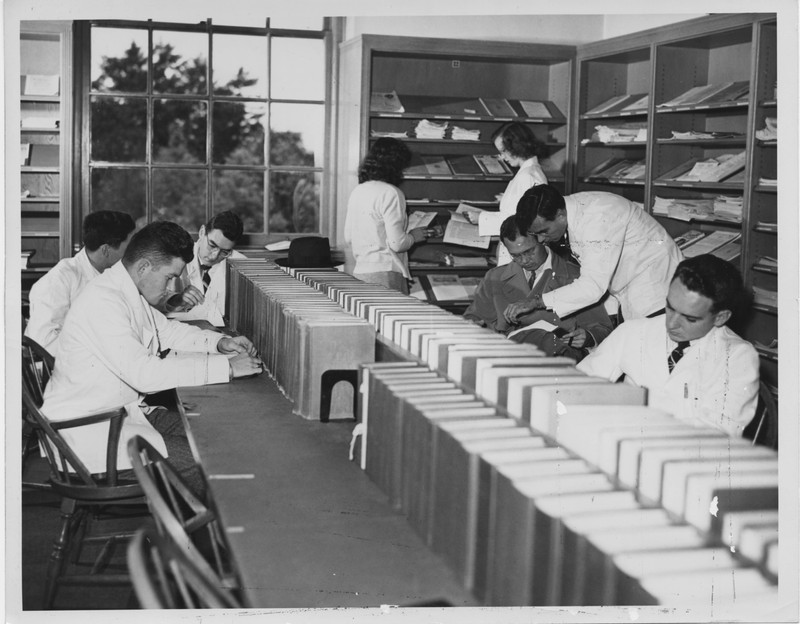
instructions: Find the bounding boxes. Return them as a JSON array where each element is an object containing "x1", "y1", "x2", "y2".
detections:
[
  {"x1": 541, "y1": 192, "x2": 683, "y2": 320},
  {"x1": 166, "y1": 241, "x2": 246, "y2": 327},
  {"x1": 344, "y1": 180, "x2": 416, "y2": 278},
  {"x1": 25, "y1": 247, "x2": 100, "y2": 358},
  {"x1": 477, "y1": 157, "x2": 548, "y2": 266},
  {"x1": 577, "y1": 316, "x2": 759, "y2": 437},
  {"x1": 41, "y1": 262, "x2": 231, "y2": 473}
]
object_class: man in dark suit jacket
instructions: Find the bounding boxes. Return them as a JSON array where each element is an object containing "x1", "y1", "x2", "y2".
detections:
[{"x1": 464, "y1": 216, "x2": 613, "y2": 361}]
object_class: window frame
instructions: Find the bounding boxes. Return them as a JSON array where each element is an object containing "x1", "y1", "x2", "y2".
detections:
[{"x1": 74, "y1": 17, "x2": 341, "y2": 247}]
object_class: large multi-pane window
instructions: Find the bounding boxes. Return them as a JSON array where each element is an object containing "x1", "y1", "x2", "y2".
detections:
[{"x1": 80, "y1": 18, "x2": 337, "y2": 242}]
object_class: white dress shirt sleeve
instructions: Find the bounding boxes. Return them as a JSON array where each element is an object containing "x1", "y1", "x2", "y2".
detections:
[{"x1": 89, "y1": 294, "x2": 230, "y2": 394}]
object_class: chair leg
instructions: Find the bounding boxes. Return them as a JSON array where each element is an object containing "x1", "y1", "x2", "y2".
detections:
[{"x1": 43, "y1": 497, "x2": 78, "y2": 609}]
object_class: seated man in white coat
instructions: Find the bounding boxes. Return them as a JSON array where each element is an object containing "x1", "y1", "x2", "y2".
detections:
[
  {"x1": 162, "y1": 210, "x2": 247, "y2": 327},
  {"x1": 505, "y1": 184, "x2": 683, "y2": 324},
  {"x1": 41, "y1": 221, "x2": 263, "y2": 485},
  {"x1": 577, "y1": 254, "x2": 759, "y2": 437},
  {"x1": 25, "y1": 210, "x2": 136, "y2": 357}
]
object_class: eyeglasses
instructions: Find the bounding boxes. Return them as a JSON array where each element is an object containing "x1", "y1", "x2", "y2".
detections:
[{"x1": 207, "y1": 238, "x2": 234, "y2": 258}]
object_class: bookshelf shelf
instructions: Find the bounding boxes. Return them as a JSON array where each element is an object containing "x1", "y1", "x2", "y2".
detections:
[
  {"x1": 574, "y1": 14, "x2": 779, "y2": 392},
  {"x1": 752, "y1": 265, "x2": 778, "y2": 275},
  {"x1": 752, "y1": 304, "x2": 777, "y2": 316},
  {"x1": 20, "y1": 21, "x2": 72, "y2": 295},
  {"x1": 581, "y1": 141, "x2": 647, "y2": 147},
  {"x1": 755, "y1": 346, "x2": 778, "y2": 362}
]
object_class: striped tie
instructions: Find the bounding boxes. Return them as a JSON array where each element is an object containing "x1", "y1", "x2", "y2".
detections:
[
  {"x1": 667, "y1": 341, "x2": 690, "y2": 373},
  {"x1": 201, "y1": 265, "x2": 211, "y2": 292}
]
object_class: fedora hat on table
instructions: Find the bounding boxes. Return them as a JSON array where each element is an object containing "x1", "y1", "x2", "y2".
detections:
[{"x1": 274, "y1": 236, "x2": 339, "y2": 268}]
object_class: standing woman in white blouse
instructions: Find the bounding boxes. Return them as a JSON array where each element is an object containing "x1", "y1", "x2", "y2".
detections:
[
  {"x1": 464, "y1": 122, "x2": 548, "y2": 265},
  {"x1": 344, "y1": 137, "x2": 430, "y2": 294}
]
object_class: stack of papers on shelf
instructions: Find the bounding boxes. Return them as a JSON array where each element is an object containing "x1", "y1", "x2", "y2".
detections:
[
  {"x1": 370, "y1": 129, "x2": 409, "y2": 139},
  {"x1": 681, "y1": 230, "x2": 741, "y2": 258},
  {"x1": 752, "y1": 286, "x2": 778, "y2": 308},
  {"x1": 371, "y1": 90, "x2": 405, "y2": 113},
  {"x1": 667, "y1": 199, "x2": 715, "y2": 221},
  {"x1": 756, "y1": 221, "x2": 777, "y2": 232},
  {"x1": 450, "y1": 126, "x2": 481, "y2": 141},
  {"x1": 713, "y1": 195, "x2": 744, "y2": 222},
  {"x1": 758, "y1": 177, "x2": 778, "y2": 187},
  {"x1": 21, "y1": 249, "x2": 36, "y2": 269},
  {"x1": 657, "y1": 81, "x2": 749, "y2": 108},
  {"x1": 674, "y1": 151, "x2": 746, "y2": 183},
  {"x1": 755, "y1": 117, "x2": 777, "y2": 142},
  {"x1": 669, "y1": 130, "x2": 744, "y2": 140},
  {"x1": 414, "y1": 119, "x2": 448, "y2": 139},
  {"x1": 592, "y1": 122, "x2": 647, "y2": 143}
]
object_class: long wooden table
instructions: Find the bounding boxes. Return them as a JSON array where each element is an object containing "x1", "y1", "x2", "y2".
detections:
[{"x1": 177, "y1": 373, "x2": 478, "y2": 609}]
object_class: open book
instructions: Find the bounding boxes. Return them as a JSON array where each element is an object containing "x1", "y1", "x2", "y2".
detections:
[{"x1": 506, "y1": 319, "x2": 561, "y2": 339}]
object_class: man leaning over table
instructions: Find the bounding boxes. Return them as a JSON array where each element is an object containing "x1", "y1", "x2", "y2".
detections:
[{"x1": 41, "y1": 221, "x2": 263, "y2": 486}]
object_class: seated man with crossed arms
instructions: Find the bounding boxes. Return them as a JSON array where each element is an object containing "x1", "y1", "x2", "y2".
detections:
[
  {"x1": 41, "y1": 221, "x2": 263, "y2": 486},
  {"x1": 464, "y1": 216, "x2": 613, "y2": 362},
  {"x1": 577, "y1": 254, "x2": 759, "y2": 437}
]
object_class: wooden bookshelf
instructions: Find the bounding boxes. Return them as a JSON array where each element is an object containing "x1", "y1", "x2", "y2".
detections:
[
  {"x1": 338, "y1": 35, "x2": 574, "y2": 302},
  {"x1": 573, "y1": 12, "x2": 779, "y2": 395},
  {"x1": 20, "y1": 21, "x2": 73, "y2": 295}
]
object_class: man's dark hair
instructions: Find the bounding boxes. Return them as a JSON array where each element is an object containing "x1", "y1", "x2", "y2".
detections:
[
  {"x1": 358, "y1": 137, "x2": 412, "y2": 187},
  {"x1": 82, "y1": 210, "x2": 136, "y2": 252},
  {"x1": 499, "y1": 215, "x2": 525, "y2": 243},
  {"x1": 205, "y1": 210, "x2": 243, "y2": 243},
  {"x1": 122, "y1": 221, "x2": 194, "y2": 267},
  {"x1": 515, "y1": 184, "x2": 565, "y2": 234},
  {"x1": 672, "y1": 254, "x2": 745, "y2": 316},
  {"x1": 491, "y1": 122, "x2": 548, "y2": 161}
]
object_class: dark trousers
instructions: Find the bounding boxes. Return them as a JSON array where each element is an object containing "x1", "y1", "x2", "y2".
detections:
[{"x1": 144, "y1": 408, "x2": 206, "y2": 498}]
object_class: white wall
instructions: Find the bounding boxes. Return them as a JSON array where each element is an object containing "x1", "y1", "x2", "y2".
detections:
[{"x1": 344, "y1": 13, "x2": 703, "y2": 46}]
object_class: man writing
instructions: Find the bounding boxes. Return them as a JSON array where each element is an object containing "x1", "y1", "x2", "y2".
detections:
[
  {"x1": 577, "y1": 255, "x2": 758, "y2": 437},
  {"x1": 505, "y1": 184, "x2": 683, "y2": 325},
  {"x1": 163, "y1": 210, "x2": 246, "y2": 327},
  {"x1": 25, "y1": 210, "x2": 136, "y2": 357},
  {"x1": 464, "y1": 216, "x2": 613, "y2": 361},
  {"x1": 41, "y1": 221, "x2": 263, "y2": 481}
]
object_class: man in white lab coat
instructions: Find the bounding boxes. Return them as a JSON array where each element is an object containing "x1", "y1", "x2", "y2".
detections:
[
  {"x1": 41, "y1": 221, "x2": 263, "y2": 480},
  {"x1": 163, "y1": 210, "x2": 247, "y2": 327},
  {"x1": 25, "y1": 210, "x2": 136, "y2": 357},
  {"x1": 577, "y1": 254, "x2": 758, "y2": 437},
  {"x1": 504, "y1": 184, "x2": 683, "y2": 324}
]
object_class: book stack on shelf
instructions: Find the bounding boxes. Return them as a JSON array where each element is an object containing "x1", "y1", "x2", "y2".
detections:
[
  {"x1": 584, "y1": 93, "x2": 649, "y2": 116},
  {"x1": 652, "y1": 196, "x2": 742, "y2": 223},
  {"x1": 451, "y1": 126, "x2": 481, "y2": 141},
  {"x1": 666, "y1": 130, "x2": 745, "y2": 141},
  {"x1": 752, "y1": 285, "x2": 778, "y2": 309},
  {"x1": 753, "y1": 255, "x2": 778, "y2": 272},
  {"x1": 415, "y1": 119, "x2": 448, "y2": 139},
  {"x1": 656, "y1": 81, "x2": 750, "y2": 109},
  {"x1": 656, "y1": 151, "x2": 746, "y2": 184}
]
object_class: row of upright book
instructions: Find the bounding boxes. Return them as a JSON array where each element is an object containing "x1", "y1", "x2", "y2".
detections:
[
  {"x1": 372, "y1": 90, "x2": 564, "y2": 120},
  {"x1": 237, "y1": 264, "x2": 779, "y2": 607}
]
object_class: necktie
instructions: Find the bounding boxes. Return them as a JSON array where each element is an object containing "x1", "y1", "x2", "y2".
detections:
[
  {"x1": 201, "y1": 265, "x2": 211, "y2": 292},
  {"x1": 667, "y1": 340, "x2": 690, "y2": 373},
  {"x1": 558, "y1": 230, "x2": 579, "y2": 264}
]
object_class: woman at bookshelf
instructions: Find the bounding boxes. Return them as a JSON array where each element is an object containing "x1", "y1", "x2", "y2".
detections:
[
  {"x1": 344, "y1": 137, "x2": 430, "y2": 294},
  {"x1": 463, "y1": 122, "x2": 548, "y2": 265}
]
